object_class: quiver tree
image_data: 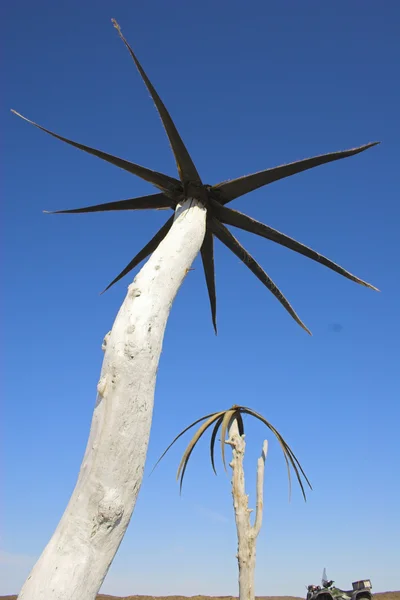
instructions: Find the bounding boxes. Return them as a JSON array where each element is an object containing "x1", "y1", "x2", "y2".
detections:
[
  {"x1": 12, "y1": 19, "x2": 378, "y2": 600},
  {"x1": 155, "y1": 405, "x2": 312, "y2": 600}
]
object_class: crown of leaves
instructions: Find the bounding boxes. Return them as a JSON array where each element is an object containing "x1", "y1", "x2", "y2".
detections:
[
  {"x1": 153, "y1": 405, "x2": 312, "y2": 500},
  {"x1": 12, "y1": 19, "x2": 379, "y2": 334}
]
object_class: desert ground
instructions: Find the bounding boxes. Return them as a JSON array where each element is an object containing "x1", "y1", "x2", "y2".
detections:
[{"x1": 1, "y1": 593, "x2": 399, "y2": 600}]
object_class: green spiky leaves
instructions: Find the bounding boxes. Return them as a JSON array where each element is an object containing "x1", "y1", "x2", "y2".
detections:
[
  {"x1": 11, "y1": 20, "x2": 379, "y2": 335},
  {"x1": 152, "y1": 405, "x2": 312, "y2": 500}
]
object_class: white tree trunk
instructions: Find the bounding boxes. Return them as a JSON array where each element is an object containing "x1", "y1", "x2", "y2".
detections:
[
  {"x1": 227, "y1": 419, "x2": 268, "y2": 600},
  {"x1": 18, "y1": 198, "x2": 207, "y2": 600}
]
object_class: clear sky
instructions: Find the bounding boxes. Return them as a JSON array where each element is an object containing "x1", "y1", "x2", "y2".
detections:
[{"x1": 2, "y1": 0, "x2": 399, "y2": 596}]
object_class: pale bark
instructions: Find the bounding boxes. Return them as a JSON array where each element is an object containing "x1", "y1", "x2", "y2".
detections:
[
  {"x1": 227, "y1": 419, "x2": 268, "y2": 600},
  {"x1": 18, "y1": 198, "x2": 207, "y2": 600}
]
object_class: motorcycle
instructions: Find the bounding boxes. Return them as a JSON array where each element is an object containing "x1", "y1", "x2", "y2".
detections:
[{"x1": 306, "y1": 569, "x2": 373, "y2": 600}]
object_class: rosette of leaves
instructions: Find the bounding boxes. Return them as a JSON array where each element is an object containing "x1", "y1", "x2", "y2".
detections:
[
  {"x1": 11, "y1": 20, "x2": 379, "y2": 334},
  {"x1": 153, "y1": 405, "x2": 312, "y2": 500}
]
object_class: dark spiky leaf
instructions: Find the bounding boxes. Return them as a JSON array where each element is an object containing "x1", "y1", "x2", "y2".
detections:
[
  {"x1": 220, "y1": 408, "x2": 237, "y2": 471},
  {"x1": 45, "y1": 193, "x2": 175, "y2": 215},
  {"x1": 102, "y1": 215, "x2": 174, "y2": 292},
  {"x1": 11, "y1": 110, "x2": 180, "y2": 193},
  {"x1": 236, "y1": 411, "x2": 245, "y2": 436},
  {"x1": 283, "y1": 442, "x2": 310, "y2": 488},
  {"x1": 210, "y1": 414, "x2": 224, "y2": 475},
  {"x1": 177, "y1": 412, "x2": 225, "y2": 491},
  {"x1": 13, "y1": 21, "x2": 379, "y2": 333},
  {"x1": 210, "y1": 218, "x2": 311, "y2": 334},
  {"x1": 239, "y1": 407, "x2": 294, "y2": 498},
  {"x1": 239, "y1": 407, "x2": 312, "y2": 500},
  {"x1": 200, "y1": 228, "x2": 217, "y2": 334},
  {"x1": 212, "y1": 201, "x2": 379, "y2": 291},
  {"x1": 112, "y1": 19, "x2": 201, "y2": 185},
  {"x1": 150, "y1": 411, "x2": 221, "y2": 475},
  {"x1": 214, "y1": 142, "x2": 380, "y2": 203}
]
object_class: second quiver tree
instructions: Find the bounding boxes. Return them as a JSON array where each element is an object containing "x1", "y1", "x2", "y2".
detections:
[{"x1": 154, "y1": 405, "x2": 312, "y2": 600}]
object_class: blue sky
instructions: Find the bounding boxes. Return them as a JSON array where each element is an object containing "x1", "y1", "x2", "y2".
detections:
[{"x1": 2, "y1": 0, "x2": 399, "y2": 596}]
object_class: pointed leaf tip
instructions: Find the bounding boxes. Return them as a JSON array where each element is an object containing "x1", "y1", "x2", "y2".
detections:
[
  {"x1": 11, "y1": 109, "x2": 179, "y2": 191},
  {"x1": 213, "y1": 201, "x2": 378, "y2": 296},
  {"x1": 101, "y1": 215, "x2": 174, "y2": 293},
  {"x1": 211, "y1": 218, "x2": 311, "y2": 334},
  {"x1": 111, "y1": 18, "x2": 121, "y2": 32},
  {"x1": 111, "y1": 18, "x2": 200, "y2": 185},
  {"x1": 363, "y1": 281, "x2": 380, "y2": 292},
  {"x1": 216, "y1": 141, "x2": 382, "y2": 203},
  {"x1": 200, "y1": 230, "x2": 218, "y2": 333}
]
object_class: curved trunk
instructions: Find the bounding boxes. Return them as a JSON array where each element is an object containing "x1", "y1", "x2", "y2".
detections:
[{"x1": 18, "y1": 198, "x2": 207, "y2": 600}]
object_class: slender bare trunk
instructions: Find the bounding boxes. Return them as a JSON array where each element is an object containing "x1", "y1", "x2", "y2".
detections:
[
  {"x1": 18, "y1": 198, "x2": 207, "y2": 600},
  {"x1": 227, "y1": 419, "x2": 268, "y2": 600}
]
